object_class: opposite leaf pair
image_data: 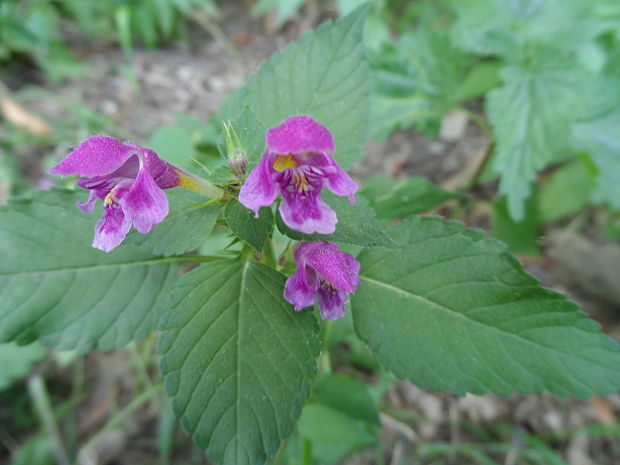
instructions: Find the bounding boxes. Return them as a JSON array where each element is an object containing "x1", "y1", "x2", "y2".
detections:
[{"x1": 49, "y1": 115, "x2": 360, "y2": 321}]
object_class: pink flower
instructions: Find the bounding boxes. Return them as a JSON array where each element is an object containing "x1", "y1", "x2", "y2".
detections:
[
  {"x1": 284, "y1": 241, "x2": 360, "y2": 320},
  {"x1": 49, "y1": 136, "x2": 184, "y2": 252},
  {"x1": 239, "y1": 115, "x2": 358, "y2": 234}
]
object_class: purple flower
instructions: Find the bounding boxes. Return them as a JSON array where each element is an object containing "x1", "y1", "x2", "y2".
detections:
[
  {"x1": 239, "y1": 115, "x2": 358, "y2": 234},
  {"x1": 49, "y1": 136, "x2": 185, "y2": 252},
  {"x1": 284, "y1": 241, "x2": 360, "y2": 320}
]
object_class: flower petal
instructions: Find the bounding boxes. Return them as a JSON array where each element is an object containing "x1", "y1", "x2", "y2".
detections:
[
  {"x1": 266, "y1": 115, "x2": 335, "y2": 154},
  {"x1": 76, "y1": 190, "x2": 99, "y2": 213},
  {"x1": 239, "y1": 152, "x2": 279, "y2": 217},
  {"x1": 122, "y1": 166, "x2": 169, "y2": 233},
  {"x1": 140, "y1": 147, "x2": 180, "y2": 189},
  {"x1": 315, "y1": 153, "x2": 358, "y2": 203},
  {"x1": 317, "y1": 288, "x2": 347, "y2": 320},
  {"x1": 48, "y1": 136, "x2": 139, "y2": 177},
  {"x1": 279, "y1": 194, "x2": 337, "y2": 234},
  {"x1": 300, "y1": 242, "x2": 359, "y2": 293},
  {"x1": 92, "y1": 205, "x2": 132, "y2": 252},
  {"x1": 343, "y1": 252, "x2": 361, "y2": 286},
  {"x1": 284, "y1": 265, "x2": 317, "y2": 311}
]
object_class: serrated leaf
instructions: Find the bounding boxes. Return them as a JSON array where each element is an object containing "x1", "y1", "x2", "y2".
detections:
[
  {"x1": 538, "y1": 159, "x2": 596, "y2": 222},
  {"x1": 214, "y1": 5, "x2": 371, "y2": 170},
  {"x1": 0, "y1": 189, "x2": 180, "y2": 352},
  {"x1": 487, "y1": 58, "x2": 585, "y2": 220},
  {"x1": 225, "y1": 199, "x2": 273, "y2": 252},
  {"x1": 158, "y1": 259, "x2": 319, "y2": 465},
  {"x1": 361, "y1": 175, "x2": 464, "y2": 220},
  {"x1": 572, "y1": 109, "x2": 620, "y2": 210},
  {"x1": 127, "y1": 189, "x2": 219, "y2": 256},
  {"x1": 276, "y1": 192, "x2": 393, "y2": 247},
  {"x1": 352, "y1": 216, "x2": 620, "y2": 397},
  {"x1": 0, "y1": 342, "x2": 46, "y2": 390}
]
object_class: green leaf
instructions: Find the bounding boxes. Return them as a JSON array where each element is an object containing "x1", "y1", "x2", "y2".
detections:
[
  {"x1": 225, "y1": 199, "x2": 274, "y2": 252},
  {"x1": 352, "y1": 216, "x2": 620, "y2": 397},
  {"x1": 148, "y1": 125, "x2": 196, "y2": 167},
  {"x1": 487, "y1": 58, "x2": 585, "y2": 220},
  {"x1": 312, "y1": 373, "x2": 380, "y2": 426},
  {"x1": 449, "y1": 61, "x2": 503, "y2": 103},
  {"x1": 127, "y1": 189, "x2": 220, "y2": 256},
  {"x1": 361, "y1": 175, "x2": 464, "y2": 220},
  {"x1": 369, "y1": 27, "x2": 471, "y2": 138},
  {"x1": 276, "y1": 192, "x2": 393, "y2": 248},
  {"x1": 219, "y1": 105, "x2": 266, "y2": 167},
  {"x1": 371, "y1": 93, "x2": 438, "y2": 140},
  {"x1": 214, "y1": 4, "x2": 372, "y2": 170},
  {"x1": 0, "y1": 189, "x2": 180, "y2": 351},
  {"x1": 491, "y1": 195, "x2": 539, "y2": 256},
  {"x1": 538, "y1": 159, "x2": 596, "y2": 222},
  {"x1": 298, "y1": 404, "x2": 375, "y2": 464},
  {"x1": 0, "y1": 342, "x2": 46, "y2": 390},
  {"x1": 572, "y1": 109, "x2": 620, "y2": 210},
  {"x1": 158, "y1": 259, "x2": 319, "y2": 465},
  {"x1": 450, "y1": 0, "x2": 600, "y2": 59}
]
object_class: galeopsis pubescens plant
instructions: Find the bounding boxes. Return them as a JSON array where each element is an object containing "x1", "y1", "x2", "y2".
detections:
[{"x1": 1, "y1": 6, "x2": 620, "y2": 465}]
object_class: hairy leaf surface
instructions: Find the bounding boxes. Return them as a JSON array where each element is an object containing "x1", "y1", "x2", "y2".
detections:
[
  {"x1": 352, "y1": 216, "x2": 620, "y2": 397},
  {"x1": 225, "y1": 199, "x2": 273, "y2": 252},
  {"x1": 0, "y1": 190, "x2": 180, "y2": 351},
  {"x1": 128, "y1": 189, "x2": 220, "y2": 256},
  {"x1": 158, "y1": 259, "x2": 319, "y2": 465}
]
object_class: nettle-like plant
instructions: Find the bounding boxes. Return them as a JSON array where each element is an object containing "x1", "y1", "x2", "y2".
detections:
[{"x1": 1, "y1": 6, "x2": 619, "y2": 465}]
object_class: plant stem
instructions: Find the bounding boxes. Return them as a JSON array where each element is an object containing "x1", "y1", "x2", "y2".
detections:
[
  {"x1": 28, "y1": 375, "x2": 71, "y2": 465},
  {"x1": 302, "y1": 438, "x2": 313, "y2": 465},
  {"x1": 271, "y1": 436, "x2": 290, "y2": 465},
  {"x1": 458, "y1": 106, "x2": 492, "y2": 136},
  {"x1": 78, "y1": 383, "x2": 163, "y2": 462},
  {"x1": 262, "y1": 238, "x2": 277, "y2": 268},
  {"x1": 319, "y1": 321, "x2": 333, "y2": 374}
]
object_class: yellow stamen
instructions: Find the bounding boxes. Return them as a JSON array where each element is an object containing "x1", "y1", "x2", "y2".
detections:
[
  {"x1": 321, "y1": 279, "x2": 337, "y2": 294},
  {"x1": 292, "y1": 171, "x2": 309, "y2": 192},
  {"x1": 104, "y1": 189, "x2": 117, "y2": 206},
  {"x1": 273, "y1": 154, "x2": 297, "y2": 172}
]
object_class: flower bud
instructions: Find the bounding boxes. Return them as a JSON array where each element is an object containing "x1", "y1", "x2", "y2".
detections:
[
  {"x1": 223, "y1": 121, "x2": 248, "y2": 178},
  {"x1": 228, "y1": 152, "x2": 248, "y2": 177}
]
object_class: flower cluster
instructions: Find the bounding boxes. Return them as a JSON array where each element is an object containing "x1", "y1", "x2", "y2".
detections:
[
  {"x1": 240, "y1": 115, "x2": 360, "y2": 320},
  {"x1": 49, "y1": 115, "x2": 360, "y2": 320}
]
